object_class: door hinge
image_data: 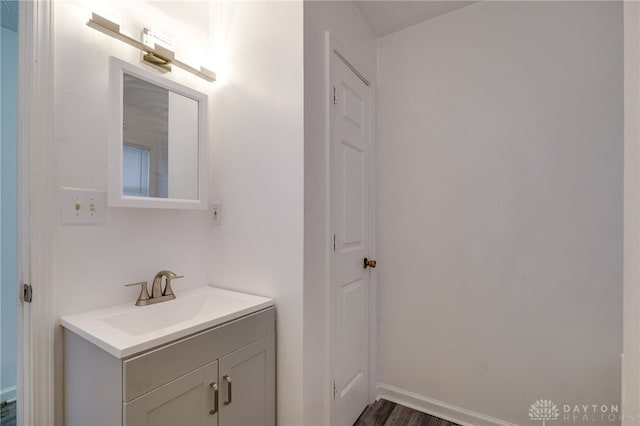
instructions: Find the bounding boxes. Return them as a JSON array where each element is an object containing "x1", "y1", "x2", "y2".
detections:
[
  {"x1": 333, "y1": 86, "x2": 338, "y2": 105},
  {"x1": 23, "y1": 283, "x2": 33, "y2": 303},
  {"x1": 333, "y1": 381, "x2": 337, "y2": 399}
]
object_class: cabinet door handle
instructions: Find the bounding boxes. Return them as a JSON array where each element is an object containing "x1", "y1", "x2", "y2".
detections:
[
  {"x1": 223, "y1": 375, "x2": 232, "y2": 405},
  {"x1": 209, "y1": 382, "x2": 219, "y2": 415}
]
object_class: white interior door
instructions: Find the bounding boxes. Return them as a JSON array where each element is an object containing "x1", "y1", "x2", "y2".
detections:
[{"x1": 330, "y1": 48, "x2": 372, "y2": 426}]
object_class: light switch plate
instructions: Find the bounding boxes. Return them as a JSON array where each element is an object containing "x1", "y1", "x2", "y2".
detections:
[{"x1": 61, "y1": 187, "x2": 106, "y2": 225}]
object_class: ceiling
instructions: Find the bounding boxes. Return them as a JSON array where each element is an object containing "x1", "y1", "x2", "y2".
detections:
[
  {"x1": 354, "y1": 1, "x2": 477, "y2": 37},
  {"x1": 0, "y1": 1, "x2": 476, "y2": 39}
]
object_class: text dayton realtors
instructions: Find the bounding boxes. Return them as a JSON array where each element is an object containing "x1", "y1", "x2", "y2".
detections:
[{"x1": 561, "y1": 404, "x2": 619, "y2": 423}]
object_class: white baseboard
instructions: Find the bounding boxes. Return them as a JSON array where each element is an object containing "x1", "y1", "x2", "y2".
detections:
[
  {"x1": 1, "y1": 385, "x2": 17, "y2": 403},
  {"x1": 376, "y1": 383, "x2": 519, "y2": 426}
]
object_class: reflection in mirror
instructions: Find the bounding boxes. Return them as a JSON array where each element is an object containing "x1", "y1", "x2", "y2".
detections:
[
  {"x1": 122, "y1": 74, "x2": 199, "y2": 200},
  {"x1": 123, "y1": 143, "x2": 151, "y2": 197}
]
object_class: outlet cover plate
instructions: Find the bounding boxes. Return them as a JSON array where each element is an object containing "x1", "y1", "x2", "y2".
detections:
[{"x1": 209, "y1": 202, "x2": 222, "y2": 225}]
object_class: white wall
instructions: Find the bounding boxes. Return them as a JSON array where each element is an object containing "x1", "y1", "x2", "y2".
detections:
[
  {"x1": 53, "y1": 1, "x2": 303, "y2": 425},
  {"x1": 1, "y1": 25, "x2": 18, "y2": 403},
  {"x1": 376, "y1": 2, "x2": 623, "y2": 425},
  {"x1": 303, "y1": 2, "x2": 376, "y2": 424},
  {"x1": 207, "y1": 2, "x2": 304, "y2": 424}
]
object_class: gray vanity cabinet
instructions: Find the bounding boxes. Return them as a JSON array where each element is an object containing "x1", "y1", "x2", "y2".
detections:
[
  {"x1": 123, "y1": 335, "x2": 276, "y2": 426},
  {"x1": 218, "y1": 335, "x2": 275, "y2": 426},
  {"x1": 64, "y1": 307, "x2": 275, "y2": 426},
  {"x1": 124, "y1": 360, "x2": 219, "y2": 426}
]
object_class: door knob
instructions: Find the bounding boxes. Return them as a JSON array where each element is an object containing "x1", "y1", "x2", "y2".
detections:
[{"x1": 364, "y1": 258, "x2": 377, "y2": 269}]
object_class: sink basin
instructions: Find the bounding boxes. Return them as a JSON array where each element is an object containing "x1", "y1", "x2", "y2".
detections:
[
  {"x1": 102, "y1": 296, "x2": 208, "y2": 336},
  {"x1": 61, "y1": 286, "x2": 274, "y2": 358}
]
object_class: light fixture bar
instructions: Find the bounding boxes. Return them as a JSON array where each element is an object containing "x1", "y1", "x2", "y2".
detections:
[{"x1": 87, "y1": 12, "x2": 216, "y2": 83}]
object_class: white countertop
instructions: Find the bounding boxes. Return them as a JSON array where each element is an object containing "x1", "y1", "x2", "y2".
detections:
[{"x1": 61, "y1": 286, "x2": 274, "y2": 359}]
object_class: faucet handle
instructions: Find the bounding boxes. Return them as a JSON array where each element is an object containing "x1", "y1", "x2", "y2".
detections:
[
  {"x1": 125, "y1": 281, "x2": 151, "y2": 305},
  {"x1": 163, "y1": 273, "x2": 184, "y2": 297}
]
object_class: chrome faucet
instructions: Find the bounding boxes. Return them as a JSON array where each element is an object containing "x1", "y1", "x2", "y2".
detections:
[{"x1": 125, "y1": 270, "x2": 184, "y2": 306}]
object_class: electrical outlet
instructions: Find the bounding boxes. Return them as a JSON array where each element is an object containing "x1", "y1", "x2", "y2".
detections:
[
  {"x1": 210, "y1": 202, "x2": 222, "y2": 225},
  {"x1": 61, "y1": 187, "x2": 106, "y2": 225}
]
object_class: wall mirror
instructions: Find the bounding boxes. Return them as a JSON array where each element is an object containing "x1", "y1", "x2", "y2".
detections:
[{"x1": 109, "y1": 56, "x2": 208, "y2": 209}]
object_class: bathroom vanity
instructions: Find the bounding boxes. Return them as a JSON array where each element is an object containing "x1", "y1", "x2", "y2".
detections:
[{"x1": 62, "y1": 287, "x2": 275, "y2": 426}]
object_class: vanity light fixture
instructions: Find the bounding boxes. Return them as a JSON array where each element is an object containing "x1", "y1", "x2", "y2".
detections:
[{"x1": 87, "y1": 12, "x2": 216, "y2": 82}]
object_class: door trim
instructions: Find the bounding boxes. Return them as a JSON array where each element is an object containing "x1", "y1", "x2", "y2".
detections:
[
  {"x1": 18, "y1": 0, "x2": 55, "y2": 424},
  {"x1": 623, "y1": 1, "x2": 640, "y2": 419},
  {"x1": 325, "y1": 31, "x2": 377, "y2": 425}
]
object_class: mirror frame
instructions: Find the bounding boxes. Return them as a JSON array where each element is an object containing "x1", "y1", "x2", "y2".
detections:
[{"x1": 108, "y1": 56, "x2": 208, "y2": 209}]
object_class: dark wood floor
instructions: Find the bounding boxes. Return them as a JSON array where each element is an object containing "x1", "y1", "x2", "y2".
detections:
[
  {"x1": 354, "y1": 399, "x2": 460, "y2": 426},
  {"x1": 0, "y1": 397, "x2": 452, "y2": 426},
  {"x1": 0, "y1": 401, "x2": 16, "y2": 426}
]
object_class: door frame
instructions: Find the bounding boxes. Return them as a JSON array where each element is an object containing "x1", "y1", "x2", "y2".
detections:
[
  {"x1": 623, "y1": 1, "x2": 640, "y2": 420},
  {"x1": 18, "y1": 0, "x2": 55, "y2": 424},
  {"x1": 325, "y1": 31, "x2": 378, "y2": 425}
]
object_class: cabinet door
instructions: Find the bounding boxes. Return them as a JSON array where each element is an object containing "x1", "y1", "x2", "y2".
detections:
[
  {"x1": 124, "y1": 360, "x2": 219, "y2": 426},
  {"x1": 219, "y1": 335, "x2": 275, "y2": 426}
]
